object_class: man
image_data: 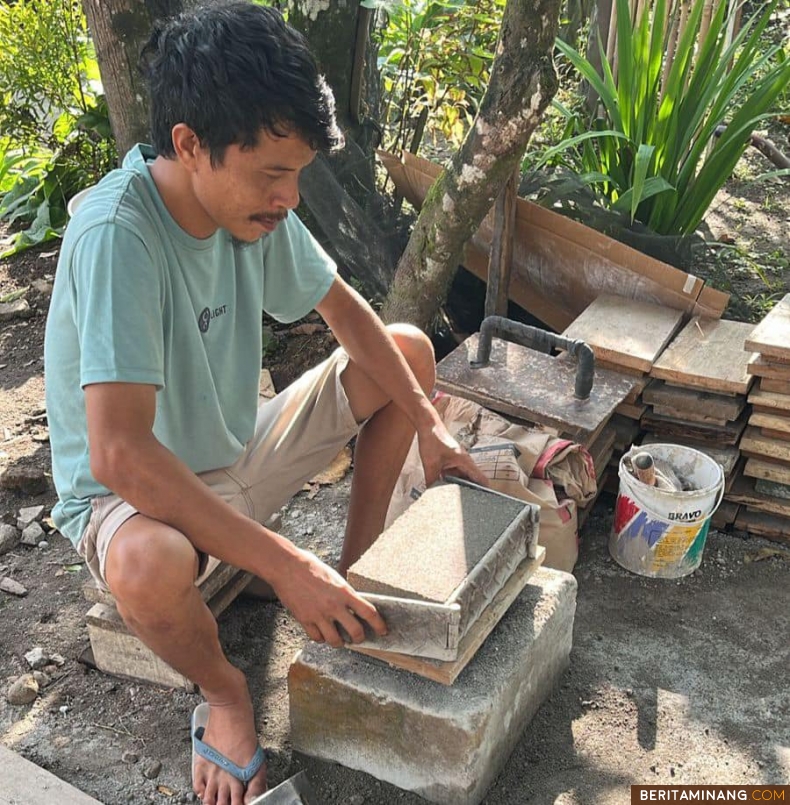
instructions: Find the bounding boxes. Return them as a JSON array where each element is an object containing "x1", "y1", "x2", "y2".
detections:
[{"x1": 44, "y1": 3, "x2": 485, "y2": 804}]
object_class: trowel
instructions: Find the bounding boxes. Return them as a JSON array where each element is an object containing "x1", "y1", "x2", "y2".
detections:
[{"x1": 247, "y1": 771, "x2": 319, "y2": 804}]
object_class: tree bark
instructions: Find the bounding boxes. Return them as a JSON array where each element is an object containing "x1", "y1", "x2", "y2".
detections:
[
  {"x1": 380, "y1": 0, "x2": 561, "y2": 330},
  {"x1": 82, "y1": 0, "x2": 188, "y2": 161},
  {"x1": 286, "y1": 0, "x2": 381, "y2": 206}
]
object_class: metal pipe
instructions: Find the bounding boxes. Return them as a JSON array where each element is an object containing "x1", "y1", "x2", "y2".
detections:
[{"x1": 470, "y1": 315, "x2": 595, "y2": 401}]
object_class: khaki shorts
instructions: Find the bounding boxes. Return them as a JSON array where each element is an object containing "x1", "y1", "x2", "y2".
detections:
[{"x1": 78, "y1": 350, "x2": 360, "y2": 589}]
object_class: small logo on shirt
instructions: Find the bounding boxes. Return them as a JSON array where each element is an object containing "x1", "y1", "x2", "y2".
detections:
[{"x1": 198, "y1": 305, "x2": 228, "y2": 333}]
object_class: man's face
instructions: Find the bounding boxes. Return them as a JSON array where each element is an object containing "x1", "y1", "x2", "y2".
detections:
[{"x1": 190, "y1": 128, "x2": 316, "y2": 243}]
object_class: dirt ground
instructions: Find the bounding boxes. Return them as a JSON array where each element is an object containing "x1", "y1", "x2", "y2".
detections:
[{"x1": 1, "y1": 156, "x2": 789, "y2": 804}]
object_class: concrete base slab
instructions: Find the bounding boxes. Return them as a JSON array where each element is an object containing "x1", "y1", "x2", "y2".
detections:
[
  {"x1": 289, "y1": 567, "x2": 577, "y2": 805},
  {"x1": 1, "y1": 744, "x2": 103, "y2": 804}
]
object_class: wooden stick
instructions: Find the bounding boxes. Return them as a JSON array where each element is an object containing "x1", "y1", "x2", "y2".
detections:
[
  {"x1": 699, "y1": 0, "x2": 714, "y2": 46},
  {"x1": 660, "y1": 6, "x2": 680, "y2": 103},
  {"x1": 484, "y1": 168, "x2": 519, "y2": 319},
  {"x1": 633, "y1": 452, "x2": 657, "y2": 486},
  {"x1": 606, "y1": 0, "x2": 618, "y2": 80},
  {"x1": 676, "y1": 0, "x2": 692, "y2": 91}
]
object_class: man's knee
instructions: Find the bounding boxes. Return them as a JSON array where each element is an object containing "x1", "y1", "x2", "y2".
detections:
[
  {"x1": 105, "y1": 518, "x2": 198, "y2": 612},
  {"x1": 387, "y1": 323, "x2": 435, "y2": 392}
]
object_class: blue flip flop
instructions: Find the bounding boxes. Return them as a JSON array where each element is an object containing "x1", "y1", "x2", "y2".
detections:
[{"x1": 191, "y1": 703, "x2": 267, "y2": 785}]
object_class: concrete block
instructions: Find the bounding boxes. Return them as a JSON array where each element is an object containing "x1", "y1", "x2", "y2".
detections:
[
  {"x1": 289, "y1": 567, "x2": 576, "y2": 805},
  {"x1": 348, "y1": 482, "x2": 527, "y2": 603}
]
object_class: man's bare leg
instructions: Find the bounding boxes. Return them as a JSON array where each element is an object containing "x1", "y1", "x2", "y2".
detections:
[
  {"x1": 105, "y1": 517, "x2": 266, "y2": 805},
  {"x1": 338, "y1": 324, "x2": 436, "y2": 575}
]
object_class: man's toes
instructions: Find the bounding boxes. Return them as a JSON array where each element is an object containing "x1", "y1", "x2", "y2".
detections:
[
  {"x1": 202, "y1": 777, "x2": 218, "y2": 805},
  {"x1": 244, "y1": 768, "x2": 268, "y2": 803}
]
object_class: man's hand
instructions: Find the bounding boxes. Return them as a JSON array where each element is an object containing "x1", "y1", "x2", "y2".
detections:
[
  {"x1": 417, "y1": 418, "x2": 490, "y2": 488},
  {"x1": 271, "y1": 549, "x2": 387, "y2": 647}
]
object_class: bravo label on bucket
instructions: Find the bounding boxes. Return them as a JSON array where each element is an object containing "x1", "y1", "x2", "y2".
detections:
[{"x1": 667, "y1": 510, "x2": 703, "y2": 521}]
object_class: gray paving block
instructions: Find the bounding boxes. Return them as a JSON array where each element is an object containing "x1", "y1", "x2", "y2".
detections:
[
  {"x1": 289, "y1": 566, "x2": 576, "y2": 805},
  {"x1": 347, "y1": 482, "x2": 527, "y2": 603}
]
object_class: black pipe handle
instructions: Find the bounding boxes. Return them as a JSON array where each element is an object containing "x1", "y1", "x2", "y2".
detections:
[{"x1": 470, "y1": 315, "x2": 595, "y2": 401}]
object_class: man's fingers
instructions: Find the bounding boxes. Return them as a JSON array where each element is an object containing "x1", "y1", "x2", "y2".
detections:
[
  {"x1": 335, "y1": 609, "x2": 366, "y2": 644},
  {"x1": 317, "y1": 619, "x2": 345, "y2": 648},
  {"x1": 347, "y1": 595, "x2": 388, "y2": 637},
  {"x1": 303, "y1": 622, "x2": 324, "y2": 643}
]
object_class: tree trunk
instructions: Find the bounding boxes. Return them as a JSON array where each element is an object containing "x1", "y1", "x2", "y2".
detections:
[
  {"x1": 83, "y1": 0, "x2": 188, "y2": 161},
  {"x1": 286, "y1": 0, "x2": 380, "y2": 205},
  {"x1": 380, "y1": 0, "x2": 561, "y2": 330}
]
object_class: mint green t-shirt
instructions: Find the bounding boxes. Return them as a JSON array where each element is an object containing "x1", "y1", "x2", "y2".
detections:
[{"x1": 44, "y1": 144, "x2": 337, "y2": 547}]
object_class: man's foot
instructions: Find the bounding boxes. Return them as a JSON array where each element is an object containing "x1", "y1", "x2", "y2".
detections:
[{"x1": 192, "y1": 683, "x2": 267, "y2": 804}]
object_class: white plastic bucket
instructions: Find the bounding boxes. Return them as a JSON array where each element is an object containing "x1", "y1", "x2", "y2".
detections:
[{"x1": 609, "y1": 444, "x2": 724, "y2": 579}]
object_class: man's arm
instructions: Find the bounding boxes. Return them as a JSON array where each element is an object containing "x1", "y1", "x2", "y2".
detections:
[
  {"x1": 316, "y1": 276, "x2": 488, "y2": 486},
  {"x1": 84, "y1": 382, "x2": 386, "y2": 645}
]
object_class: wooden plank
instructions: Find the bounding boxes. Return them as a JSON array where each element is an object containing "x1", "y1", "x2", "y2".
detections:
[
  {"x1": 594, "y1": 359, "x2": 647, "y2": 377},
  {"x1": 561, "y1": 294, "x2": 684, "y2": 373},
  {"x1": 350, "y1": 547, "x2": 545, "y2": 685},
  {"x1": 642, "y1": 379, "x2": 745, "y2": 421},
  {"x1": 711, "y1": 500, "x2": 739, "y2": 530},
  {"x1": 726, "y1": 475, "x2": 790, "y2": 518},
  {"x1": 651, "y1": 317, "x2": 757, "y2": 394},
  {"x1": 744, "y1": 457, "x2": 790, "y2": 486},
  {"x1": 641, "y1": 410, "x2": 747, "y2": 446},
  {"x1": 640, "y1": 435, "x2": 740, "y2": 477},
  {"x1": 85, "y1": 568, "x2": 251, "y2": 690},
  {"x1": 435, "y1": 335, "x2": 636, "y2": 439},
  {"x1": 0, "y1": 745, "x2": 104, "y2": 805},
  {"x1": 621, "y1": 373, "x2": 649, "y2": 404},
  {"x1": 650, "y1": 405, "x2": 728, "y2": 426},
  {"x1": 380, "y1": 151, "x2": 722, "y2": 331},
  {"x1": 744, "y1": 293, "x2": 790, "y2": 361},
  {"x1": 84, "y1": 561, "x2": 242, "y2": 607},
  {"x1": 740, "y1": 426, "x2": 790, "y2": 462},
  {"x1": 734, "y1": 508, "x2": 790, "y2": 545},
  {"x1": 615, "y1": 401, "x2": 648, "y2": 419},
  {"x1": 746, "y1": 354, "x2": 790, "y2": 380},
  {"x1": 755, "y1": 478, "x2": 790, "y2": 500},
  {"x1": 87, "y1": 603, "x2": 196, "y2": 691},
  {"x1": 761, "y1": 428, "x2": 790, "y2": 442},
  {"x1": 611, "y1": 413, "x2": 643, "y2": 451},
  {"x1": 749, "y1": 411, "x2": 790, "y2": 435},
  {"x1": 760, "y1": 377, "x2": 790, "y2": 395},
  {"x1": 693, "y1": 285, "x2": 732, "y2": 319},
  {"x1": 748, "y1": 388, "x2": 790, "y2": 414},
  {"x1": 589, "y1": 423, "x2": 617, "y2": 477}
]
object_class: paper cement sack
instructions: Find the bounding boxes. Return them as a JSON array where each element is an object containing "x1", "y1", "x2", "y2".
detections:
[{"x1": 386, "y1": 393, "x2": 597, "y2": 572}]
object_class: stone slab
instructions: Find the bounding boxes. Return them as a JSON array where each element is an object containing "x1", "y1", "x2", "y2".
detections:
[
  {"x1": 1, "y1": 744, "x2": 103, "y2": 804},
  {"x1": 289, "y1": 567, "x2": 576, "y2": 805}
]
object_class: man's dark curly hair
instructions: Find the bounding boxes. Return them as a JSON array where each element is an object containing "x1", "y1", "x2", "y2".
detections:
[{"x1": 139, "y1": 2, "x2": 344, "y2": 164}]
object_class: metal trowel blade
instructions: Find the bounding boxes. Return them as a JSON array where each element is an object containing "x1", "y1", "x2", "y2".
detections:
[{"x1": 247, "y1": 771, "x2": 320, "y2": 804}]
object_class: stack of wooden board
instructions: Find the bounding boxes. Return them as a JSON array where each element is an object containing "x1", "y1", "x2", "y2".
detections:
[
  {"x1": 729, "y1": 295, "x2": 790, "y2": 544},
  {"x1": 561, "y1": 294, "x2": 685, "y2": 496},
  {"x1": 637, "y1": 316, "x2": 756, "y2": 528}
]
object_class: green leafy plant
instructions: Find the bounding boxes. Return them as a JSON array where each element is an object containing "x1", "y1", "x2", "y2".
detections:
[
  {"x1": 366, "y1": 0, "x2": 504, "y2": 153},
  {"x1": 526, "y1": 0, "x2": 790, "y2": 236},
  {"x1": 0, "y1": 0, "x2": 116, "y2": 256}
]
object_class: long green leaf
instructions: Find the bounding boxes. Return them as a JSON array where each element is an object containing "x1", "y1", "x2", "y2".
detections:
[
  {"x1": 627, "y1": 143, "x2": 655, "y2": 221},
  {"x1": 611, "y1": 176, "x2": 674, "y2": 214}
]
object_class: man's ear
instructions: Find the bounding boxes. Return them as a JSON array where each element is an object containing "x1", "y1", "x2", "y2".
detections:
[{"x1": 171, "y1": 123, "x2": 203, "y2": 171}]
